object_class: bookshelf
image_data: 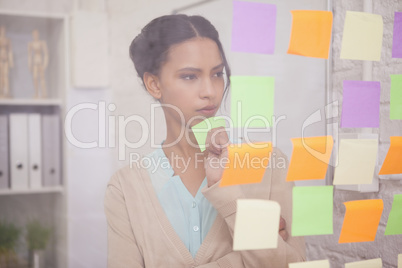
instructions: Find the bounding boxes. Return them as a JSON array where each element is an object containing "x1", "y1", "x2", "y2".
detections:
[{"x1": 0, "y1": 9, "x2": 68, "y2": 268}]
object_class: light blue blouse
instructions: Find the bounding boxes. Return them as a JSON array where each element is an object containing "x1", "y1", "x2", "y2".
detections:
[{"x1": 145, "y1": 146, "x2": 218, "y2": 258}]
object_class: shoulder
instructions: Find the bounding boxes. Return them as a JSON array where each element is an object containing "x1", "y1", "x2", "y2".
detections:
[
  {"x1": 104, "y1": 162, "x2": 153, "y2": 213},
  {"x1": 106, "y1": 163, "x2": 148, "y2": 192}
]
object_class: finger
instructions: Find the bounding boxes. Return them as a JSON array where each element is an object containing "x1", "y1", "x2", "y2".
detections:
[
  {"x1": 205, "y1": 127, "x2": 229, "y2": 155},
  {"x1": 279, "y1": 216, "x2": 286, "y2": 231},
  {"x1": 205, "y1": 129, "x2": 218, "y2": 155},
  {"x1": 279, "y1": 229, "x2": 289, "y2": 241}
]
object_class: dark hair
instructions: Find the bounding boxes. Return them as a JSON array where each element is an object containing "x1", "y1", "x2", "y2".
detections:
[{"x1": 129, "y1": 14, "x2": 231, "y2": 94}]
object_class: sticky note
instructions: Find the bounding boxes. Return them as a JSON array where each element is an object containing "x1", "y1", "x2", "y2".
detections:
[
  {"x1": 379, "y1": 136, "x2": 402, "y2": 175},
  {"x1": 191, "y1": 117, "x2": 226, "y2": 151},
  {"x1": 345, "y1": 258, "x2": 382, "y2": 268},
  {"x1": 287, "y1": 10, "x2": 333, "y2": 59},
  {"x1": 292, "y1": 186, "x2": 333, "y2": 236},
  {"x1": 340, "y1": 80, "x2": 381, "y2": 128},
  {"x1": 398, "y1": 254, "x2": 402, "y2": 268},
  {"x1": 340, "y1": 11, "x2": 383, "y2": 61},
  {"x1": 230, "y1": 76, "x2": 274, "y2": 128},
  {"x1": 390, "y1": 75, "x2": 402, "y2": 120},
  {"x1": 286, "y1": 136, "x2": 333, "y2": 181},
  {"x1": 339, "y1": 199, "x2": 383, "y2": 243},
  {"x1": 333, "y1": 139, "x2": 378, "y2": 185},
  {"x1": 289, "y1": 260, "x2": 330, "y2": 268},
  {"x1": 392, "y1": 12, "x2": 402, "y2": 58},
  {"x1": 385, "y1": 194, "x2": 402, "y2": 235},
  {"x1": 233, "y1": 199, "x2": 280, "y2": 250},
  {"x1": 231, "y1": 1, "x2": 276, "y2": 54},
  {"x1": 220, "y1": 142, "x2": 272, "y2": 187}
]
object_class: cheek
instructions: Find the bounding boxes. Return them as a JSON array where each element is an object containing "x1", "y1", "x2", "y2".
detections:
[
  {"x1": 214, "y1": 79, "x2": 225, "y2": 98},
  {"x1": 163, "y1": 85, "x2": 195, "y2": 108}
]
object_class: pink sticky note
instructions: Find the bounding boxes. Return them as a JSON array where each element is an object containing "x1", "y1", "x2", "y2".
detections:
[
  {"x1": 231, "y1": 1, "x2": 276, "y2": 54},
  {"x1": 341, "y1": 80, "x2": 380, "y2": 128},
  {"x1": 392, "y1": 12, "x2": 402, "y2": 58}
]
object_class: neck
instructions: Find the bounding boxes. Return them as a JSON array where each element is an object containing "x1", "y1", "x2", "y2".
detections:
[{"x1": 163, "y1": 115, "x2": 200, "y2": 158}]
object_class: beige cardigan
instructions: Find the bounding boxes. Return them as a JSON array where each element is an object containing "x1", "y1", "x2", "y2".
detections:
[{"x1": 104, "y1": 148, "x2": 306, "y2": 267}]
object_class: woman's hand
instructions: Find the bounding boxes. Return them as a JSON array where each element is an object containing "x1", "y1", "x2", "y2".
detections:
[
  {"x1": 279, "y1": 216, "x2": 289, "y2": 241},
  {"x1": 204, "y1": 127, "x2": 229, "y2": 187}
]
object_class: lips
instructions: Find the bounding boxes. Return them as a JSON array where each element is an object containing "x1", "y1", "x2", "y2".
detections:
[
  {"x1": 197, "y1": 105, "x2": 217, "y2": 116},
  {"x1": 200, "y1": 105, "x2": 216, "y2": 111}
]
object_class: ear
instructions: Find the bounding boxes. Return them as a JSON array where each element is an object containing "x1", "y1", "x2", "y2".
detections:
[{"x1": 143, "y1": 72, "x2": 162, "y2": 100}]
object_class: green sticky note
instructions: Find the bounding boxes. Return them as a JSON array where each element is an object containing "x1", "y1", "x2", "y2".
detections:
[
  {"x1": 230, "y1": 76, "x2": 274, "y2": 128},
  {"x1": 292, "y1": 186, "x2": 333, "y2": 236},
  {"x1": 385, "y1": 194, "x2": 402, "y2": 235},
  {"x1": 390, "y1": 75, "x2": 402, "y2": 120},
  {"x1": 191, "y1": 117, "x2": 226, "y2": 151}
]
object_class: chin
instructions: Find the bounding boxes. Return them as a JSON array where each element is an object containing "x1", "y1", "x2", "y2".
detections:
[{"x1": 186, "y1": 117, "x2": 206, "y2": 128}]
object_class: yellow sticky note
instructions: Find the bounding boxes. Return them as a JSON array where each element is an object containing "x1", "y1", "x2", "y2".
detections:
[
  {"x1": 339, "y1": 199, "x2": 383, "y2": 243},
  {"x1": 289, "y1": 260, "x2": 330, "y2": 268},
  {"x1": 398, "y1": 254, "x2": 402, "y2": 268},
  {"x1": 233, "y1": 199, "x2": 280, "y2": 250},
  {"x1": 286, "y1": 136, "x2": 333, "y2": 181},
  {"x1": 379, "y1": 136, "x2": 402, "y2": 175},
  {"x1": 333, "y1": 139, "x2": 378, "y2": 185},
  {"x1": 220, "y1": 142, "x2": 272, "y2": 187},
  {"x1": 340, "y1": 11, "x2": 383, "y2": 61},
  {"x1": 287, "y1": 10, "x2": 333, "y2": 59},
  {"x1": 345, "y1": 258, "x2": 382, "y2": 268}
]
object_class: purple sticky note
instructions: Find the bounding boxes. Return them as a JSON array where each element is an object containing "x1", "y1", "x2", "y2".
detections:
[
  {"x1": 341, "y1": 80, "x2": 381, "y2": 128},
  {"x1": 392, "y1": 12, "x2": 402, "y2": 58},
  {"x1": 231, "y1": 1, "x2": 276, "y2": 54}
]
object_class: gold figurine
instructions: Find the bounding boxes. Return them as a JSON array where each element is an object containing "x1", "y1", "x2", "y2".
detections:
[
  {"x1": 0, "y1": 26, "x2": 13, "y2": 98},
  {"x1": 28, "y1": 29, "x2": 48, "y2": 98}
]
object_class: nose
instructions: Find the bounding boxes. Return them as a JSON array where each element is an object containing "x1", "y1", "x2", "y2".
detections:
[{"x1": 200, "y1": 77, "x2": 216, "y2": 99}]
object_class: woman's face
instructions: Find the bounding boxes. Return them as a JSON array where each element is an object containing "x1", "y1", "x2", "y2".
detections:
[{"x1": 152, "y1": 37, "x2": 225, "y2": 128}]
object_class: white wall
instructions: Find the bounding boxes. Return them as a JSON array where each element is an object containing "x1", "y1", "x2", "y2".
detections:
[{"x1": 66, "y1": 87, "x2": 112, "y2": 268}]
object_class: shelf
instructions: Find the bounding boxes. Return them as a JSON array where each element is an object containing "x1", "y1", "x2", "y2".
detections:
[
  {"x1": 0, "y1": 98, "x2": 63, "y2": 106},
  {"x1": 0, "y1": 13, "x2": 66, "y2": 99},
  {"x1": 0, "y1": 186, "x2": 64, "y2": 196},
  {"x1": 0, "y1": 9, "x2": 67, "y2": 19},
  {"x1": 0, "y1": 10, "x2": 68, "y2": 268}
]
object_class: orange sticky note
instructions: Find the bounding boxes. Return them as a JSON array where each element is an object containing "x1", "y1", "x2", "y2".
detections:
[
  {"x1": 339, "y1": 199, "x2": 383, "y2": 243},
  {"x1": 286, "y1": 136, "x2": 334, "y2": 181},
  {"x1": 379, "y1": 136, "x2": 402, "y2": 175},
  {"x1": 287, "y1": 10, "x2": 333, "y2": 59},
  {"x1": 219, "y1": 142, "x2": 272, "y2": 187}
]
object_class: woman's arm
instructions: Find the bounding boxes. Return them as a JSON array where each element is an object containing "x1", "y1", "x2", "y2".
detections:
[
  {"x1": 203, "y1": 129, "x2": 305, "y2": 267},
  {"x1": 104, "y1": 182, "x2": 145, "y2": 267},
  {"x1": 196, "y1": 251, "x2": 244, "y2": 268},
  {"x1": 202, "y1": 181, "x2": 305, "y2": 267}
]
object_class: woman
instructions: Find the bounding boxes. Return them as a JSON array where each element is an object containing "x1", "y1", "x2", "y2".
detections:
[{"x1": 104, "y1": 14, "x2": 305, "y2": 267}]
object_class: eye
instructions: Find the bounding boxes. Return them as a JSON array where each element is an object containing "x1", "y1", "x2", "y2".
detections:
[
  {"x1": 214, "y1": 71, "x2": 225, "y2": 78},
  {"x1": 180, "y1": 74, "x2": 197, "y2": 80}
]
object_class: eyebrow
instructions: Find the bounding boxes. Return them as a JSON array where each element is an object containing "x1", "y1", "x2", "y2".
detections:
[{"x1": 176, "y1": 63, "x2": 225, "y2": 73}]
